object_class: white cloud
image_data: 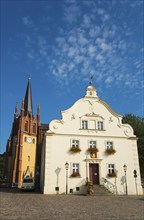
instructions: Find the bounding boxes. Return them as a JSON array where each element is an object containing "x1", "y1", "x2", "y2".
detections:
[
  {"x1": 68, "y1": 35, "x2": 77, "y2": 43},
  {"x1": 97, "y1": 8, "x2": 105, "y2": 15},
  {"x1": 68, "y1": 47, "x2": 76, "y2": 57},
  {"x1": 99, "y1": 42, "x2": 112, "y2": 51},
  {"x1": 88, "y1": 45, "x2": 96, "y2": 57},
  {"x1": 63, "y1": 3, "x2": 81, "y2": 23},
  {"x1": 96, "y1": 54, "x2": 105, "y2": 63},
  {"x1": 78, "y1": 33, "x2": 88, "y2": 46},
  {"x1": 105, "y1": 76, "x2": 114, "y2": 84},
  {"x1": 83, "y1": 14, "x2": 91, "y2": 27},
  {"x1": 19, "y1": 0, "x2": 143, "y2": 95},
  {"x1": 89, "y1": 26, "x2": 101, "y2": 38},
  {"x1": 22, "y1": 16, "x2": 33, "y2": 26}
]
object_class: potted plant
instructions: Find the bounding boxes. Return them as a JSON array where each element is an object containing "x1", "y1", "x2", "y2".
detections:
[
  {"x1": 87, "y1": 181, "x2": 94, "y2": 195},
  {"x1": 70, "y1": 172, "x2": 80, "y2": 177},
  {"x1": 107, "y1": 172, "x2": 117, "y2": 178},
  {"x1": 105, "y1": 148, "x2": 116, "y2": 154},
  {"x1": 70, "y1": 147, "x2": 81, "y2": 153},
  {"x1": 87, "y1": 147, "x2": 99, "y2": 153}
]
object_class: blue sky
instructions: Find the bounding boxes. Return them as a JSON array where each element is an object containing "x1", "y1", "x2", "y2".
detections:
[{"x1": 1, "y1": 0, "x2": 144, "y2": 153}]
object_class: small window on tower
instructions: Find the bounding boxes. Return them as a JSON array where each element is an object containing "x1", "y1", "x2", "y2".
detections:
[
  {"x1": 24, "y1": 137, "x2": 27, "y2": 142},
  {"x1": 25, "y1": 121, "x2": 28, "y2": 132},
  {"x1": 33, "y1": 138, "x2": 35, "y2": 144},
  {"x1": 28, "y1": 156, "x2": 30, "y2": 162}
]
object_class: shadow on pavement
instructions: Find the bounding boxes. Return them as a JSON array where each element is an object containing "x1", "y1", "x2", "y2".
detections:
[{"x1": 0, "y1": 188, "x2": 41, "y2": 194}]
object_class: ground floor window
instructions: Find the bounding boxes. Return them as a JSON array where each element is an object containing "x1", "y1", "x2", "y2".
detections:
[
  {"x1": 71, "y1": 163, "x2": 80, "y2": 177},
  {"x1": 108, "y1": 164, "x2": 115, "y2": 174},
  {"x1": 72, "y1": 163, "x2": 79, "y2": 173}
]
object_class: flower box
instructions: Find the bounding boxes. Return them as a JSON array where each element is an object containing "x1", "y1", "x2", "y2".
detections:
[
  {"x1": 107, "y1": 172, "x2": 117, "y2": 178},
  {"x1": 70, "y1": 172, "x2": 80, "y2": 177},
  {"x1": 87, "y1": 147, "x2": 99, "y2": 153},
  {"x1": 105, "y1": 148, "x2": 116, "y2": 154},
  {"x1": 70, "y1": 147, "x2": 81, "y2": 153}
]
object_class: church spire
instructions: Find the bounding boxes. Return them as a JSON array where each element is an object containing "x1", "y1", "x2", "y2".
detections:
[{"x1": 24, "y1": 78, "x2": 33, "y2": 116}]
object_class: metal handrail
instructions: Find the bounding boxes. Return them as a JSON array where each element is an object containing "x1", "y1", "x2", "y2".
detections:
[{"x1": 101, "y1": 177, "x2": 117, "y2": 194}]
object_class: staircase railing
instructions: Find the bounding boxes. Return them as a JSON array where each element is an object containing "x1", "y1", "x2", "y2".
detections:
[{"x1": 101, "y1": 177, "x2": 117, "y2": 194}]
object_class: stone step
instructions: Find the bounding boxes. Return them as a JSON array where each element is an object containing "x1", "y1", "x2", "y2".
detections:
[{"x1": 93, "y1": 185, "x2": 114, "y2": 196}]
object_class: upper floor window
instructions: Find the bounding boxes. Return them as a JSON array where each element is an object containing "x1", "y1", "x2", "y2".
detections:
[
  {"x1": 82, "y1": 120, "x2": 88, "y2": 129},
  {"x1": 24, "y1": 121, "x2": 28, "y2": 132},
  {"x1": 89, "y1": 141, "x2": 96, "y2": 148},
  {"x1": 72, "y1": 140, "x2": 79, "y2": 148},
  {"x1": 106, "y1": 141, "x2": 113, "y2": 149},
  {"x1": 97, "y1": 121, "x2": 103, "y2": 130}
]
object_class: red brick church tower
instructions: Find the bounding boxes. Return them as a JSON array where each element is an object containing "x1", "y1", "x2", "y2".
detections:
[{"x1": 4, "y1": 78, "x2": 40, "y2": 188}]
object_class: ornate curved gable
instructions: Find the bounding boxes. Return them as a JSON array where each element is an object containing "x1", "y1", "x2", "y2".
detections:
[{"x1": 48, "y1": 84, "x2": 135, "y2": 137}]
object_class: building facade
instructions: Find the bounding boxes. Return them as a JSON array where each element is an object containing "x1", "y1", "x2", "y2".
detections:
[
  {"x1": 4, "y1": 78, "x2": 40, "y2": 188},
  {"x1": 40, "y1": 84, "x2": 143, "y2": 195}
]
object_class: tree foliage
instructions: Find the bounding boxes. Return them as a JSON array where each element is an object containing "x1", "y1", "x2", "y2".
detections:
[
  {"x1": 122, "y1": 114, "x2": 144, "y2": 177},
  {"x1": 0, "y1": 155, "x2": 4, "y2": 181}
]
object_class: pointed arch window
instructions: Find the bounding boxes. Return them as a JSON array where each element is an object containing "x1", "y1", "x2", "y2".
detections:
[
  {"x1": 33, "y1": 138, "x2": 35, "y2": 144},
  {"x1": 33, "y1": 123, "x2": 36, "y2": 133},
  {"x1": 25, "y1": 121, "x2": 28, "y2": 132}
]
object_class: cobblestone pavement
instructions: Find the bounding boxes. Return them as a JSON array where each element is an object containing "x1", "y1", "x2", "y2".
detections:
[{"x1": 0, "y1": 188, "x2": 144, "y2": 220}]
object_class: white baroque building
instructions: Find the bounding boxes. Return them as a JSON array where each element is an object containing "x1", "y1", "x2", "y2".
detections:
[{"x1": 40, "y1": 84, "x2": 143, "y2": 195}]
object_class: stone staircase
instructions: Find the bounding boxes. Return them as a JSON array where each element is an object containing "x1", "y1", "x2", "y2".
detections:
[{"x1": 93, "y1": 185, "x2": 114, "y2": 196}]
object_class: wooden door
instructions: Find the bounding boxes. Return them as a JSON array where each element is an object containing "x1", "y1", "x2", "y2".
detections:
[{"x1": 89, "y1": 163, "x2": 99, "y2": 185}]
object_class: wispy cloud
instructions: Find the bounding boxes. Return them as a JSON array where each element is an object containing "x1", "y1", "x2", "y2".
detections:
[
  {"x1": 22, "y1": 16, "x2": 33, "y2": 26},
  {"x1": 19, "y1": 0, "x2": 143, "y2": 95}
]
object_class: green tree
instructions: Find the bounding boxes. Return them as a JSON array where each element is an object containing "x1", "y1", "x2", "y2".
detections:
[
  {"x1": 0, "y1": 155, "x2": 4, "y2": 182},
  {"x1": 122, "y1": 114, "x2": 144, "y2": 177}
]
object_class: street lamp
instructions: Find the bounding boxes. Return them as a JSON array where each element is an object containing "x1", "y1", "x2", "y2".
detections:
[
  {"x1": 65, "y1": 162, "x2": 69, "y2": 195},
  {"x1": 115, "y1": 170, "x2": 118, "y2": 195},
  {"x1": 123, "y1": 164, "x2": 128, "y2": 195}
]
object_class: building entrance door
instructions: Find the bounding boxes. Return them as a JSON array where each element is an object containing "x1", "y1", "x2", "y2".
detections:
[{"x1": 89, "y1": 163, "x2": 99, "y2": 185}]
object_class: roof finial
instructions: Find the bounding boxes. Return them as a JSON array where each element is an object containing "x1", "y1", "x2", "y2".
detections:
[
  {"x1": 89, "y1": 74, "x2": 93, "y2": 85},
  {"x1": 28, "y1": 73, "x2": 31, "y2": 80}
]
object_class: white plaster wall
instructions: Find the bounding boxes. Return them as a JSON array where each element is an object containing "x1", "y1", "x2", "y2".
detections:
[
  {"x1": 42, "y1": 93, "x2": 143, "y2": 195},
  {"x1": 43, "y1": 134, "x2": 142, "y2": 195}
]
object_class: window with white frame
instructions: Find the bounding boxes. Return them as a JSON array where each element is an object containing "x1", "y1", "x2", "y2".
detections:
[
  {"x1": 106, "y1": 141, "x2": 113, "y2": 149},
  {"x1": 89, "y1": 141, "x2": 96, "y2": 148},
  {"x1": 97, "y1": 121, "x2": 104, "y2": 130},
  {"x1": 72, "y1": 163, "x2": 79, "y2": 174},
  {"x1": 82, "y1": 120, "x2": 88, "y2": 129},
  {"x1": 108, "y1": 164, "x2": 115, "y2": 174},
  {"x1": 72, "y1": 140, "x2": 79, "y2": 148}
]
